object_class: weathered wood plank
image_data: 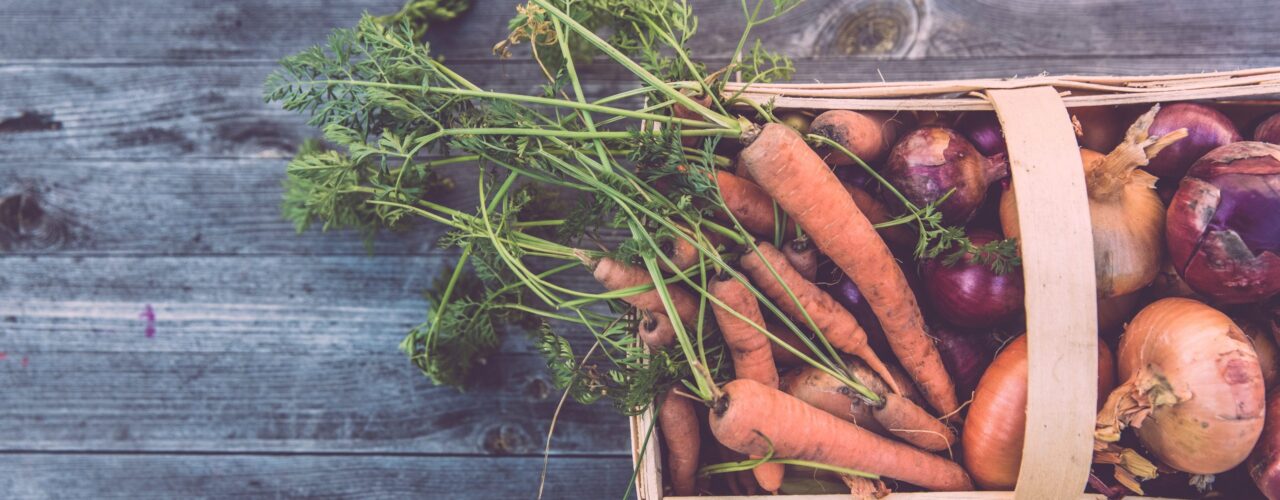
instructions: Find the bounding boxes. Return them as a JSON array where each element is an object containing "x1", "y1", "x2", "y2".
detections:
[
  {"x1": 0, "y1": 454, "x2": 634, "y2": 499},
  {"x1": 3, "y1": 0, "x2": 1279, "y2": 62},
  {"x1": 0, "y1": 255, "x2": 622, "y2": 454},
  {"x1": 8, "y1": 57, "x2": 1280, "y2": 160},
  {"x1": 0, "y1": 159, "x2": 449, "y2": 256}
]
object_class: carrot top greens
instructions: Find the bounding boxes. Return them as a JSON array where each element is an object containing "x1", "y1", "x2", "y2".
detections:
[{"x1": 265, "y1": 0, "x2": 1012, "y2": 414}]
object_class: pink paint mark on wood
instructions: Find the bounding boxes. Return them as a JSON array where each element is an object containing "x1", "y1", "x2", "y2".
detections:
[
  {"x1": 20, "y1": 356, "x2": 28, "y2": 368},
  {"x1": 0, "y1": 352, "x2": 6, "y2": 361},
  {"x1": 140, "y1": 304, "x2": 156, "y2": 338}
]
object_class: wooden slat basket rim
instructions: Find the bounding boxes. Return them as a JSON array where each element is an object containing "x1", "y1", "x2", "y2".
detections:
[{"x1": 632, "y1": 67, "x2": 1280, "y2": 500}]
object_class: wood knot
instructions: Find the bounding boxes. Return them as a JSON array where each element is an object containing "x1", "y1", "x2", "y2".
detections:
[
  {"x1": 525, "y1": 377, "x2": 552, "y2": 400},
  {"x1": 0, "y1": 190, "x2": 72, "y2": 252},
  {"x1": 828, "y1": 2, "x2": 914, "y2": 56},
  {"x1": 481, "y1": 424, "x2": 530, "y2": 455}
]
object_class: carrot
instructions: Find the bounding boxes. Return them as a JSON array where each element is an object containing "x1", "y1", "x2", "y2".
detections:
[
  {"x1": 638, "y1": 310, "x2": 675, "y2": 348},
  {"x1": 780, "y1": 362, "x2": 890, "y2": 435},
  {"x1": 781, "y1": 361, "x2": 952, "y2": 451},
  {"x1": 741, "y1": 123, "x2": 959, "y2": 416},
  {"x1": 709, "y1": 274, "x2": 780, "y2": 389},
  {"x1": 714, "y1": 170, "x2": 794, "y2": 239},
  {"x1": 842, "y1": 182, "x2": 915, "y2": 251},
  {"x1": 591, "y1": 256, "x2": 698, "y2": 326},
  {"x1": 709, "y1": 379, "x2": 973, "y2": 491},
  {"x1": 872, "y1": 393, "x2": 955, "y2": 452},
  {"x1": 657, "y1": 232, "x2": 700, "y2": 273},
  {"x1": 708, "y1": 272, "x2": 784, "y2": 492},
  {"x1": 810, "y1": 110, "x2": 899, "y2": 166},
  {"x1": 782, "y1": 238, "x2": 818, "y2": 282},
  {"x1": 658, "y1": 387, "x2": 701, "y2": 496},
  {"x1": 740, "y1": 241, "x2": 901, "y2": 395}
]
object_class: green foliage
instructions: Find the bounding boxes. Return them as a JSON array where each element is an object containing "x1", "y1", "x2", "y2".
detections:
[{"x1": 377, "y1": 0, "x2": 471, "y2": 39}]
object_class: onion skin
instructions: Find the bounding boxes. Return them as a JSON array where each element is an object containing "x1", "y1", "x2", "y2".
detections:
[
  {"x1": 1096, "y1": 292, "x2": 1142, "y2": 339},
  {"x1": 931, "y1": 324, "x2": 995, "y2": 399},
  {"x1": 1002, "y1": 147, "x2": 1166, "y2": 298},
  {"x1": 962, "y1": 334, "x2": 1115, "y2": 490},
  {"x1": 1166, "y1": 141, "x2": 1280, "y2": 304},
  {"x1": 1102, "y1": 297, "x2": 1265, "y2": 475},
  {"x1": 1249, "y1": 393, "x2": 1280, "y2": 500},
  {"x1": 884, "y1": 127, "x2": 1009, "y2": 225},
  {"x1": 1256, "y1": 113, "x2": 1280, "y2": 145},
  {"x1": 1145, "y1": 103, "x2": 1242, "y2": 181},
  {"x1": 920, "y1": 229, "x2": 1024, "y2": 329},
  {"x1": 1244, "y1": 320, "x2": 1280, "y2": 391}
]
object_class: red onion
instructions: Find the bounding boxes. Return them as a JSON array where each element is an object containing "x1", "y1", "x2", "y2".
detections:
[
  {"x1": 930, "y1": 323, "x2": 995, "y2": 398},
  {"x1": 957, "y1": 113, "x2": 1005, "y2": 156},
  {"x1": 1145, "y1": 103, "x2": 1242, "y2": 181},
  {"x1": 1071, "y1": 106, "x2": 1127, "y2": 153},
  {"x1": 920, "y1": 229, "x2": 1024, "y2": 329},
  {"x1": 1255, "y1": 112, "x2": 1280, "y2": 145},
  {"x1": 1167, "y1": 141, "x2": 1280, "y2": 304},
  {"x1": 883, "y1": 127, "x2": 1009, "y2": 225}
]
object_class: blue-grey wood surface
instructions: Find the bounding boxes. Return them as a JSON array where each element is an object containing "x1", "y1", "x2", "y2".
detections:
[{"x1": 1, "y1": 1, "x2": 1277, "y2": 498}]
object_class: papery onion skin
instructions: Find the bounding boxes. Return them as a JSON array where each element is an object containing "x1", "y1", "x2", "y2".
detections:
[
  {"x1": 1249, "y1": 393, "x2": 1280, "y2": 500},
  {"x1": 963, "y1": 334, "x2": 1115, "y2": 490},
  {"x1": 920, "y1": 229, "x2": 1024, "y2": 329},
  {"x1": 884, "y1": 127, "x2": 1009, "y2": 225},
  {"x1": 1002, "y1": 147, "x2": 1166, "y2": 298},
  {"x1": 1255, "y1": 112, "x2": 1280, "y2": 145},
  {"x1": 1166, "y1": 141, "x2": 1280, "y2": 304},
  {"x1": 1145, "y1": 103, "x2": 1242, "y2": 181},
  {"x1": 1113, "y1": 297, "x2": 1265, "y2": 474}
]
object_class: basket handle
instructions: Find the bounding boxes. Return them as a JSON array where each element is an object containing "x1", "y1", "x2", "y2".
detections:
[{"x1": 988, "y1": 86, "x2": 1099, "y2": 499}]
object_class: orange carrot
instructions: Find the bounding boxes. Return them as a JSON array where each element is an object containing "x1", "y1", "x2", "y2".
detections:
[
  {"x1": 638, "y1": 310, "x2": 675, "y2": 348},
  {"x1": 810, "y1": 110, "x2": 899, "y2": 166},
  {"x1": 657, "y1": 232, "x2": 700, "y2": 273},
  {"x1": 714, "y1": 170, "x2": 794, "y2": 239},
  {"x1": 782, "y1": 238, "x2": 819, "y2": 282},
  {"x1": 873, "y1": 393, "x2": 956, "y2": 452},
  {"x1": 740, "y1": 242, "x2": 901, "y2": 395},
  {"x1": 741, "y1": 123, "x2": 959, "y2": 416},
  {"x1": 709, "y1": 379, "x2": 973, "y2": 491},
  {"x1": 843, "y1": 182, "x2": 915, "y2": 251},
  {"x1": 591, "y1": 256, "x2": 698, "y2": 326},
  {"x1": 658, "y1": 387, "x2": 701, "y2": 496},
  {"x1": 708, "y1": 272, "x2": 784, "y2": 492}
]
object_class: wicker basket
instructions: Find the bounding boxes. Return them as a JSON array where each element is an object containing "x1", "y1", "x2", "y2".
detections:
[{"x1": 631, "y1": 68, "x2": 1280, "y2": 500}]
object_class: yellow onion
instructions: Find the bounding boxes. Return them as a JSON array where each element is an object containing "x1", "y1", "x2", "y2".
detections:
[
  {"x1": 1096, "y1": 298, "x2": 1265, "y2": 480},
  {"x1": 1002, "y1": 106, "x2": 1183, "y2": 298}
]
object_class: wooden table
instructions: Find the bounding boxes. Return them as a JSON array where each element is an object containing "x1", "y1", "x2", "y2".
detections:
[{"x1": 0, "y1": 1, "x2": 1275, "y2": 498}]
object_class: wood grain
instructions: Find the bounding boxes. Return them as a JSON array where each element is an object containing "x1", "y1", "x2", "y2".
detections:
[
  {"x1": 0, "y1": 454, "x2": 635, "y2": 499},
  {"x1": 4, "y1": 0, "x2": 1280, "y2": 62}
]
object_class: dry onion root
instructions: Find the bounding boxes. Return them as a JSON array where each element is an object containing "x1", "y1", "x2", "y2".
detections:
[{"x1": 1095, "y1": 297, "x2": 1266, "y2": 494}]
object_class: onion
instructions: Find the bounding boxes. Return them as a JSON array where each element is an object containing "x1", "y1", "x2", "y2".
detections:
[
  {"x1": 920, "y1": 229, "x2": 1024, "y2": 329},
  {"x1": 957, "y1": 113, "x2": 1005, "y2": 156},
  {"x1": 1097, "y1": 292, "x2": 1142, "y2": 339},
  {"x1": 1249, "y1": 393, "x2": 1280, "y2": 500},
  {"x1": 1244, "y1": 319, "x2": 1280, "y2": 390},
  {"x1": 1166, "y1": 141, "x2": 1280, "y2": 304},
  {"x1": 963, "y1": 334, "x2": 1115, "y2": 490},
  {"x1": 883, "y1": 127, "x2": 1009, "y2": 225},
  {"x1": 1002, "y1": 106, "x2": 1180, "y2": 298},
  {"x1": 1096, "y1": 298, "x2": 1265, "y2": 479},
  {"x1": 1071, "y1": 106, "x2": 1127, "y2": 153},
  {"x1": 1256, "y1": 113, "x2": 1280, "y2": 145},
  {"x1": 931, "y1": 324, "x2": 995, "y2": 399},
  {"x1": 1144, "y1": 103, "x2": 1242, "y2": 181}
]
